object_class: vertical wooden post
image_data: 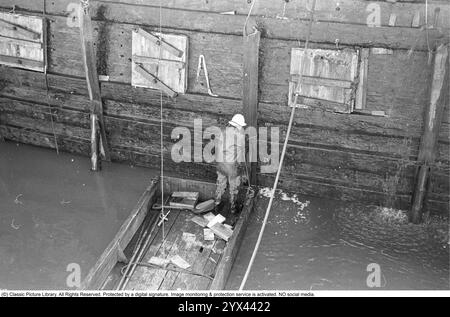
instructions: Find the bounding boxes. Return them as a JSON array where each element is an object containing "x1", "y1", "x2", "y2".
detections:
[
  {"x1": 410, "y1": 44, "x2": 449, "y2": 224},
  {"x1": 242, "y1": 21, "x2": 260, "y2": 186},
  {"x1": 90, "y1": 113, "x2": 100, "y2": 171},
  {"x1": 79, "y1": 2, "x2": 110, "y2": 171}
]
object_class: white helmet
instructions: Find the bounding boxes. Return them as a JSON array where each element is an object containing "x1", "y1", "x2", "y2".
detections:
[{"x1": 229, "y1": 114, "x2": 247, "y2": 128}]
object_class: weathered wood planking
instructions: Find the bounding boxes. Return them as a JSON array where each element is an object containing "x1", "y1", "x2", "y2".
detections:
[
  {"x1": 0, "y1": 0, "x2": 447, "y2": 214},
  {"x1": 0, "y1": 2, "x2": 446, "y2": 51},
  {"x1": 2, "y1": 66, "x2": 447, "y2": 143},
  {"x1": 258, "y1": 173, "x2": 449, "y2": 215},
  {"x1": 10, "y1": 14, "x2": 432, "y2": 113},
  {"x1": 125, "y1": 176, "x2": 246, "y2": 290},
  {"x1": 131, "y1": 29, "x2": 188, "y2": 94},
  {"x1": 0, "y1": 14, "x2": 430, "y2": 107},
  {"x1": 1, "y1": 105, "x2": 448, "y2": 202},
  {"x1": 289, "y1": 48, "x2": 359, "y2": 112},
  {"x1": 3, "y1": 93, "x2": 448, "y2": 171},
  {"x1": 2, "y1": 0, "x2": 449, "y2": 28},
  {"x1": 11, "y1": 16, "x2": 440, "y2": 124},
  {"x1": 1, "y1": 65, "x2": 448, "y2": 163},
  {"x1": 410, "y1": 44, "x2": 449, "y2": 223},
  {"x1": 1, "y1": 123, "x2": 447, "y2": 214},
  {"x1": 1, "y1": 69, "x2": 448, "y2": 175},
  {"x1": 0, "y1": 12, "x2": 43, "y2": 72},
  {"x1": 79, "y1": 4, "x2": 111, "y2": 165}
]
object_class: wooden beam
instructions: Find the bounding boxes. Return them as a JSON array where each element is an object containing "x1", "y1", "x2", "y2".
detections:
[
  {"x1": 0, "y1": 35, "x2": 42, "y2": 48},
  {"x1": 134, "y1": 62, "x2": 178, "y2": 98},
  {"x1": 355, "y1": 48, "x2": 370, "y2": 110},
  {"x1": 290, "y1": 74, "x2": 353, "y2": 89},
  {"x1": 410, "y1": 44, "x2": 449, "y2": 224},
  {"x1": 79, "y1": 3, "x2": 110, "y2": 168},
  {"x1": 0, "y1": 17, "x2": 41, "y2": 40},
  {"x1": 242, "y1": 25, "x2": 260, "y2": 186},
  {"x1": 132, "y1": 54, "x2": 185, "y2": 68},
  {"x1": 134, "y1": 28, "x2": 184, "y2": 58},
  {"x1": 80, "y1": 179, "x2": 159, "y2": 290},
  {"x1": 0, "y1": 54, "x2": 43, "y2": 70},
  {"x1": 4, "y1": 0, "x2": 450, "y2": 29}
]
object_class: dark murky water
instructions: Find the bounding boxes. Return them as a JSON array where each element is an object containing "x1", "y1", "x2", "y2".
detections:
[
  {"x1": 0, "y1": 142, "x2": 156, "y2": 289},
  {"x1": 227, "y1": 192, "x2": 449, "y2": 290}
]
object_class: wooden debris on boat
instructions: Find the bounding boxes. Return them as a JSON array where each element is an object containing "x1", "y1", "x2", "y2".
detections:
[
  {"x1": 210, "y1": 223, "x2": 233, "y2": 242},
  {"x1": 149, "y1": 256, "x2": 170, "y2": 267},
  {"x1": 169, "y1": 191, "x2": 199, "y2": 210},
  {"x1": 203, "y1": 212, "x2": 216, "y2": 222},
  {"x1": 190, "y1": 216, "x2": 209, "y2": 227},
  {"x1": 204, "y1": 228, "x2": 215, "y2": 241},
  {"x1": 172, "y1": 192, "x2": 199, "y2": 199},
  {"x1": 170, "y1": 255, "x2": 191, "y2": 269},
  {"x1": 224, "y1": 224, "x2": 233, "y2": 230},
  {"x1": 182, "y1": 232, "x2": 197, "y2": 244},
  {"x1": 207, "y1": 214, "x2": 226, "y2": 228}
]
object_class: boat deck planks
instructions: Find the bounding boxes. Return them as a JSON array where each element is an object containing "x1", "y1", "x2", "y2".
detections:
[
  {"x1": 125, "y1": 208, "x2": 182, "y2": 290},
  {"x1": 125, "y1": 205, "x2": 227, "y2": 290}
]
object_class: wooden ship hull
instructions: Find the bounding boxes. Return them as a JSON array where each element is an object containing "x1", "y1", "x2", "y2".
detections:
[
  {"x1": 80, "y1": 176, "x2": 256, "y2": 290},
  {"x1": 0, "y1": 1, "x2": 448, "y2": 217}
]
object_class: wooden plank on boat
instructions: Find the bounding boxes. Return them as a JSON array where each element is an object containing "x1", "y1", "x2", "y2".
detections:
[
  {"x1": 158, "y1": 212, "x2": 202, "y2": 289},
  {"x1": 125, "y1": 208, "x2": 182, "y2": 290},
  {"x1": 129, "y1": 209, "x2": 186, "y2": 290},
  {"x1": 163, "y1": 176, "x2": 216, "y2": 201},
  {"x1": 172, "y1": 192, "x2": 199, "y2": 199},
  {"x1": 191, "y1": 215, "x2": 209, "y2": 227},
  {"x1": 169, "y1": 191, "x2": 199, "y2": 209},
  {"x1": 80, "y1": 179, "x2": 159, "y2": 290},
  {"x1": 170, "y1": 255, "x2": 191, "y2": 270},
  {"x1": 171, "y1": 232, "x2": 216, "y2": 290},
  {"x1": 204, "y1": 228, "x2": 215, "y2": 241},
  {"x1": 210, "y1": 223, "x2": 233, "y2": 242},
  {"x1": 207, "y1": 214, "x2": 226, "y2": 228},
  {"x1": 209, "y1": 188, "x2": 256, "y2": 290},
  {"x1": 199, "y1": 239, "x2": 227, "y2": 289}
]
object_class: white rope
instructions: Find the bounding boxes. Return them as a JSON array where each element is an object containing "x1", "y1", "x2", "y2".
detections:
[
  {"x1": 239, "y1": 0, "x2": 317, "y2": 291},
  {"x1": 158, "y1": 0, "x2": 168, "y2": 245}
]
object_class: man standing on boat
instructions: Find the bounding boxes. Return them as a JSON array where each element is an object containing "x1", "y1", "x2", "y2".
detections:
[{"x1": 214, "y1": 114, "x2": 247, "y2": 214}]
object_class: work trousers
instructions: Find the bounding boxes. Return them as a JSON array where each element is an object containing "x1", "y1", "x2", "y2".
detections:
[{"x1": 215, "y1": 171, "x2": 241, "y2": 212}]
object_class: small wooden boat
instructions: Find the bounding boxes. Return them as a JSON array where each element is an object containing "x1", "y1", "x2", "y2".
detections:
[{"x1": 80, "y1": 175, "x2": 256, "y2": 290}]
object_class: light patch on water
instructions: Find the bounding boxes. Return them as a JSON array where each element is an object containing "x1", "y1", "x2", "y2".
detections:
[
  {"x1": 258, "y1": 187, "x2": 311, "y2": 225},
  {"x1": 259, "y1": 187, "x2": 310, "y2": 209},
  {"x1": 375, "y1": 206, "x2": 408, "y2": 224}
]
